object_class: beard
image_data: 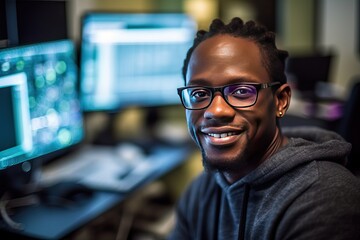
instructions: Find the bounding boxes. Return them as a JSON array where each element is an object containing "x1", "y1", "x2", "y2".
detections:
[{"x1": 199, "y1": 140, "x2": 252, "y2": 173}]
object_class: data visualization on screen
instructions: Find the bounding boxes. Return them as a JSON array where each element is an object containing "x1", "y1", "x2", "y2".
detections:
[
  {"x1": 0, "y1": 40, "x2": 83, "y2": 169},
  {"x1": 80, "y1": 13, "x2": 197, "y2": 111}
]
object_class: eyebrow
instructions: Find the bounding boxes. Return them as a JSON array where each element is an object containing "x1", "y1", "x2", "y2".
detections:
[{"x1": 187, "y1": 77, "x2": 260, "y2": 86}]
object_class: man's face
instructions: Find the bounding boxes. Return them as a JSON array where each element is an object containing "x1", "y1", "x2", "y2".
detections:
[{"x1": 185, "y1": 35, "x2": 279, "y2": 173}]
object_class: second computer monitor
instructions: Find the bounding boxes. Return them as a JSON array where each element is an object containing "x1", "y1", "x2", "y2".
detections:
[{"x1": 79, "y1": 12, "x2": 197, "y2": 112}]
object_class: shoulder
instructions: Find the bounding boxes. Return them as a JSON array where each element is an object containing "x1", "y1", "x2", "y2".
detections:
[
  {"x1": 294, "y1": 161, "x2": 360, "y2": 209},
  {"x1": 277, "y1": 161, "x2": 360, "y2": 239},
  {"x1": 315, "y1": 161, "x2": 360, "y2": 192}
]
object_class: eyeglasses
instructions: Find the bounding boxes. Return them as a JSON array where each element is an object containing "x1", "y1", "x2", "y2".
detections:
[{"x1": 177, "y1": 82, "x2": 281, "y2": 110}]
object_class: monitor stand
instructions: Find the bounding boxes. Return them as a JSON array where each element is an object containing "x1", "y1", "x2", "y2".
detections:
[
  {"x1": 91, "y1": 108, "x2": 163, "y2": 149},
  {"x1": 91, "y1": 112, "x2": 119, "y2": 146}
]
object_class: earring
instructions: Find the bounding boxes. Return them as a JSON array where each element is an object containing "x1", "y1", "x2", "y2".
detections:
[{"x1": 279, "y1": 111, "x2": 283, "y2": 117}]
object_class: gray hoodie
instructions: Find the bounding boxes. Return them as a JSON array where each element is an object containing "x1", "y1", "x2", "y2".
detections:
[{"x1": 169, "y1": 127, "x2": 360, "y2": 240}]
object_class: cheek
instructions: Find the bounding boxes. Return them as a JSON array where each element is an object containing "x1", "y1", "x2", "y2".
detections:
[
  {"x1": 250, "y1": 98, "x2": 277, "y2": 139},
  {"x1": 242, "y1": 91, "x2": 275, "y2": 127},
  {"x1": 186, "y1": 110, "x2": 200, "y2": 144}
]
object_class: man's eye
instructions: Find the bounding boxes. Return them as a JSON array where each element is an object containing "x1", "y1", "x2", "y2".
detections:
[
  {"x1": 231, "y1": 86, "x2": 256, "y2": 99},
  {"x1": 190, "y1": 89, "x2": 210, "y2": 101}
]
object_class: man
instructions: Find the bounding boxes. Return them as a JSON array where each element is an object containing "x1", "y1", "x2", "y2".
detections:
[{"x1": 169, "y1": 17, "x2": 360, "y2": 240}]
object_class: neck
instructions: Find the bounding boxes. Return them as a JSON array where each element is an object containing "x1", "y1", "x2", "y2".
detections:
[
  {"x1": 260, "y1": 127, "x2": 288, "y2": 164},
  {"x1": 223, "y1": 127, "x2": 288, "y2": 184}
]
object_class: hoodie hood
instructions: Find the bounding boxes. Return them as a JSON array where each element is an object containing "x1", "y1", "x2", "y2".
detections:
[{"x1": 216, "y1": 126, "x2": 351, "y2": 190}]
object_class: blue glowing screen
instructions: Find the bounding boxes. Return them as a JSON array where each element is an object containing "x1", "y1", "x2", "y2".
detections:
[
  {"x1": 0, "y1": 40, "x2": 83, "y2": 169},
  {"x1": 80, "y1": 13, "x2": 197, "y2": 111}
]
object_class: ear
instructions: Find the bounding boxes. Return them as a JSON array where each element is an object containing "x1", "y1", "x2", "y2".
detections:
[{"x1": 274, "y1": 83, "x2": 291, "y2": 118}]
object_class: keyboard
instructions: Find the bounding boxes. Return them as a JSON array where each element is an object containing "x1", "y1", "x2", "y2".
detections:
[{"x1": 41, "y1": 144, "x2": 189, "y2": 192}]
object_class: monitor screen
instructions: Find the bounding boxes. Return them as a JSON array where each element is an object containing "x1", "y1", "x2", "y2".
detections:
[
  {"x1": 79, "y1": 12, "x2": 197, "y2": 112},
  {"x1": 0, "y1": 40, "x2": 83, "y2": 170},
  {"x1": 285, "y1": 54, "x2": 333, "y2": 93}
]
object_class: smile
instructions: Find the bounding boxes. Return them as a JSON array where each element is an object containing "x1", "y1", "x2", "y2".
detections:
[{"x1": 202, "y1": 128, "x2": 244, "y2": 146}]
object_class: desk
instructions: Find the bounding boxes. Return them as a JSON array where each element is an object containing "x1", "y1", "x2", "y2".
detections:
[
  {"x1": 1, "y1": 192, "x2": 122, "y2": 239},
  {"x1": 0, "y1": 145, "x2": 192, "y2": 240}
]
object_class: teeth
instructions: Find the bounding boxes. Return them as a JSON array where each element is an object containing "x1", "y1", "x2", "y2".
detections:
[
  {"x1": 208, "y1": 132, "x2": 235, "y2": 138},
  {"x1": 221, "y1": 133, "x2": 228, "y2": 138}
]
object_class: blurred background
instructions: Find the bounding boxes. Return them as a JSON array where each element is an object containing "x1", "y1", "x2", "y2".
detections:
[
  {"x1": 0, "y1": 0, "x2": 359, "y2": 239},
  {"x1": 2, "y1": 0, "x2": 359, "y2": 94},
  {"x1": 64, "y1": 0, "x2": 359, "y2": 91}
]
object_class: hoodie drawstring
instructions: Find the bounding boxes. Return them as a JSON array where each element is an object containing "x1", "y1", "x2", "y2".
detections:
[
  {"x1": 238, "y1": 183, "x2": 250, "y2": 240},
  {"x1": 213, "y1": 185, "x2": 222, "y2": 240}
]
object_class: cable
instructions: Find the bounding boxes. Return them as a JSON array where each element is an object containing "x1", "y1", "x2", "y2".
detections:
[{"x1": 0, "y1": 192, "x2": 40, "y2": 230}]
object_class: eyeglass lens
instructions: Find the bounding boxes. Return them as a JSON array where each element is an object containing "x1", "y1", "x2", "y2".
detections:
[{"x1": 181, "y1": 84, "x2": 258, "y2": 109}]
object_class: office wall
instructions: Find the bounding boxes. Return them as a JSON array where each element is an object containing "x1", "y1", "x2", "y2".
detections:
[
  {"x1": 277, "y1": 0, "x2": 315, "y2": 51},
  {"x1": 318, "y1": 0, "x2": 360, "y2": 91},
  {"x1": 67, "y1": 0, "x2": 162, "y2": 43}
]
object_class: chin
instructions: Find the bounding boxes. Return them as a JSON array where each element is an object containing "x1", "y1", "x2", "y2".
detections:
[{"x1": 201, "y1": 148, "x2": 249, "y2": 172}]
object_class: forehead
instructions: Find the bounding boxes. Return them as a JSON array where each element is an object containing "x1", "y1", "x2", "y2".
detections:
[{"x1": 186, "y1": 35, "x2": 269, "y2": 85}]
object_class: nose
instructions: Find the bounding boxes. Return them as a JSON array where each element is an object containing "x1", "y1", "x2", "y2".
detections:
[{"x1": 204, "y1": 93, "x2": 236, "y2": 120}]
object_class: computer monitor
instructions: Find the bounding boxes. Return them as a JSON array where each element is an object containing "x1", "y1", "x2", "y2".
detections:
[
  {"x1": 285, "y1": 53, "x2": 333, "y2": 99},
  {"x1": 0, "y1": 40, "x2": 83, "y2": 172},
  {"x1": 79, "y1": 12, "x2": 197, "y2": 112}
]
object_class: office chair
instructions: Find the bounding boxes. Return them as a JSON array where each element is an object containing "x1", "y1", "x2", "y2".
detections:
[{"x1": 337, "y1": 78, "x2": 360, "y2": 175}]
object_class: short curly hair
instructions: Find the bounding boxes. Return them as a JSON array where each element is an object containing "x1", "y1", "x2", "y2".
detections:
[{"x1": 182, "y1": 17, "x2": 288, "y2": 85}]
